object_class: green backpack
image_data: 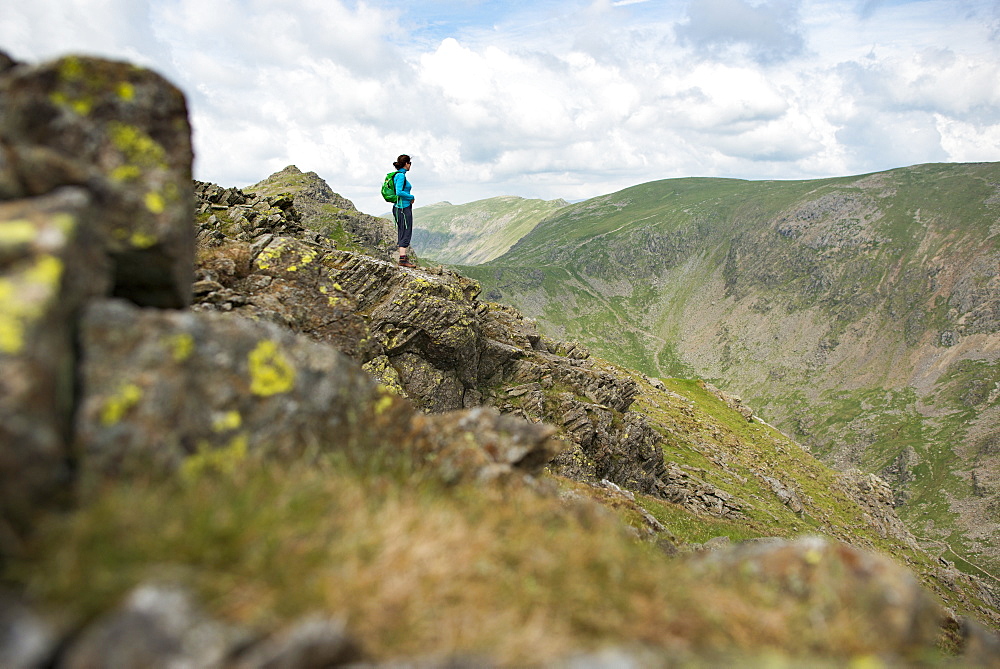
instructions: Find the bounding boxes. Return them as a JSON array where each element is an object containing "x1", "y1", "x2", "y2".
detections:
[{"x1": 380, "y1": 170, "x2": 400, "y2": 203}]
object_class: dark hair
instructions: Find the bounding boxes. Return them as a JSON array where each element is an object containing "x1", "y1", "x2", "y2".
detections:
[{"x1": 393, "y1": 154, "x2": 411, "y2": 169}]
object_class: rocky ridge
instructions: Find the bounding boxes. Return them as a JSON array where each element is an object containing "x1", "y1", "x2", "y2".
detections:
[
  {"x1": 1, "y1": 49, "x2": 999, "y2": 666},
  {"x1": 191, "y1": 169, "x2": 1000, "y2": 629}
]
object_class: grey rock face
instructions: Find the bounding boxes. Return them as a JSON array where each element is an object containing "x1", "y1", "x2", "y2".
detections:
[
  {"x1": 0, "y1": 188, "x2": 109, "y2": 533},
  {"x1": 74, "y1": 298, "x2": 390, "y2": 488},
  {"x1": 0, "y1": 53, "x2": 193, "y2": 535},
  {"x1": 0, "y1": 55, "x2": 194, "y2": 308}
]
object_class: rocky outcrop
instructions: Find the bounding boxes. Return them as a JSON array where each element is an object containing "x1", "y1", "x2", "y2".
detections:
[
  {"x1": 0, "y1": 53, "x2": 192, "y2": 535},
  {"x1": 839, "y1": 470, "x2": 920, "y2": 549},
  {"x1": 0, "y1": 54, "x2": 193, "y2": 308},
  {"x1": 189, "y1": 175, "x2": 676, "y2": 502},
  {"x1": 0, "y1": 52, "x2": 561, "y2": 540},
  {"x1": 246, "y1": 165, "x2": 397, "y2": 257}
]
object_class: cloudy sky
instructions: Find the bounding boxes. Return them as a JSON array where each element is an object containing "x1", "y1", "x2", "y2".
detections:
[{"x1": 2, "y1": 0, "x2": 999, "y2": 215}]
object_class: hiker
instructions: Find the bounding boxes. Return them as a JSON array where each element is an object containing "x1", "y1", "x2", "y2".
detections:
[{"x1": 391, "y1": 154, "x2": 416, "y2": 268}]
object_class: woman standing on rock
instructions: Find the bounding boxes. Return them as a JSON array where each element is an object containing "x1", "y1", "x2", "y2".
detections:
[{"x1": 392, "y1": 154, "x2": 416, "y2": 268}]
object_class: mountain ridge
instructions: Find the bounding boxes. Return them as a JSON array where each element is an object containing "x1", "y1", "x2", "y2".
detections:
[{"x1": 458, "y1": 161, "x2": 1000, "y2": 585}]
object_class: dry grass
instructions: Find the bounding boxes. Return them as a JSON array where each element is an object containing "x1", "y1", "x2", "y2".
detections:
[
  {"x1": 5, "y1": 455, "x2": 950, "y2": 666},
  {"x1": 195, "y1": 241, "x2": 254, "y2": 286}
]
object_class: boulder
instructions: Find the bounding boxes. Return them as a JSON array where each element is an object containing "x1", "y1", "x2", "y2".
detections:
[
  {"x1": 408, "y1": 407, "x2": 562, "y2": 485},
  {"x1": 74, "y1": 298, "x2": 408, "y2": 489},
  {"x1": 0, "y1": 55, "x2": 193, "y2": 308},
  {"x1": 0, "y1": 188, "x2": 109, "y2": 534}
]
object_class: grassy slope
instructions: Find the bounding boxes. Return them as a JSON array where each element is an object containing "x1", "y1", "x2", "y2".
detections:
[
  {"x1": 462, "y1": 162, "x2": 1000, "y2": 580},
  {"x1": 410, "y1": 196, "x2": 568, "y2": 265}
]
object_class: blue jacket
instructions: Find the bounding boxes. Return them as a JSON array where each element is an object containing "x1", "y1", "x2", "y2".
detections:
[{"x1": 393, "y1": 169, "x2": 414, "y2": 208}]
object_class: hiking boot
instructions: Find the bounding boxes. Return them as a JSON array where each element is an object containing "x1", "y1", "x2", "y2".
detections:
[{"x1": 399, "y1": 257, "x2": 417, "y2": 268}]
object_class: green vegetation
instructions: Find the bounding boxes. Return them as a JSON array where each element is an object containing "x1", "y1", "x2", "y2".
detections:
[
  {"x1": 455, "y1": 162, "x2": 1000, "y2": 584},
  {"x1": 412, "y1": 196, "x2": 568, "y2": 265}
]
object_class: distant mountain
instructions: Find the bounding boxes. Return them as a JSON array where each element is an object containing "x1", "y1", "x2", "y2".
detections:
[
  {"x1": 463, "y1": 162, "x2": 1000, "y2": 582},
  {"x1": 409, "y1": 196, "x2": 568, "y2": 264}
]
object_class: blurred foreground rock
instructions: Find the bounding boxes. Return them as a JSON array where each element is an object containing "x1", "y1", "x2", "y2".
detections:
[{"x1": 0, "y1": 51, "x2": 191, "y2": 536}]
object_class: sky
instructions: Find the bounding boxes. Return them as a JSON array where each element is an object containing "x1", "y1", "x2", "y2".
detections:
[{"x1": 2, "y1": 0, "x2": 999, "y2": 215}]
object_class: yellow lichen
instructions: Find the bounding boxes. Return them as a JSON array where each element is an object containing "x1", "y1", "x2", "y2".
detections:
[
  {"x1": 49, "y1": 91, "x2": 92, "y2": 116},
  {"x1": 374, "y1": 393, "x2": 396, "y2": 415},
  {"x1": 26, "y1": 256, "x2": 61, "y2": 286},
  {"x1": 255, "y1": 243, "x2": 288, "y2": 271},
  {"x1": 248, "y1": 340, "x2": 295, "y2": 396},
  {"x1": 52, "y1": 213, "x2": 76, "y2": 235},
  {"x1": 111, "y1": 165, "x2": 142, "y2": 182},
  {"x1": 117, "y1": 81, "x2": 135, "y2": 101},
  {"x1": 131, "y1": 230, "x2": 158, "y2": 249},
  {"x1": 212, "y1": 410, "x2": 243, "y2": 432},
  {"x1": 108, "y1": 122, "x2": 166, "y2": 168},
  {"x1": 0, "y1": 255, "x2": 64, "y2": 354},
  {"x1": 166, "y1": 333, "x2": 195, "y2": 362},
  {"x1": 144, "y1": 191, "x2": 165, "y2": 214},
  {"x1": 181, "y1": 433, "x2": 249, "y2": 482},
  {"x1": 100, "y1": 382, "x2": 143, "y2": 426},
  {"x1": 0, "y1": 280, "x2": 22, "y2": 354},
  {"x1": 58, "y1": 56, "x2": 84, "y2": 81},
  {"x1": 0, "y1": 220, "x2": 38, "y2": 247}
]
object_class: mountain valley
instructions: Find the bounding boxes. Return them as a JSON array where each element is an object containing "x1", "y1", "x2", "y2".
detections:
[{"x1": 454, "y1": 163, "x2": 1000, "y2": 584}]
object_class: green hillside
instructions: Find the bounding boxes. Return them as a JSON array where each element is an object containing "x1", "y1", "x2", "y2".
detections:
[
  {"x1": 462, "y1": 162, "x2": 1000, "y2": 583},
  {"x1": 409, "y1": 196, "x2": 568, "y2": 264}
]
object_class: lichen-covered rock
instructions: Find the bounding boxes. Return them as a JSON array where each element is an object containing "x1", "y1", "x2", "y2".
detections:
[
  {"x1": 74, "y1": 298, "x2": 406, "y2": 489},
  {"x1": 245, "y1": 165, "x2": 397, "y2": 257},
  {"x1": 0, "y1": 55, "x2": 193, "y2": 308},
  {"x1": 75, "y1": 298, "x2": 558, "y2": 491},
  {"x1": 0, "y1": 188, "x2": 109, "y2": 534},
  {"x1": 195, "y1": 235, "x2": 380, "y2": 362}
]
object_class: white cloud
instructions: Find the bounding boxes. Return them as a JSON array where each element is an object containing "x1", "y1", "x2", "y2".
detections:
[
  {"x1": 677, "y1": 0, "x2": 805, "y2": 63},
  {"x1": 1, "y1": 0, "x2": 999, "y2": 215}
]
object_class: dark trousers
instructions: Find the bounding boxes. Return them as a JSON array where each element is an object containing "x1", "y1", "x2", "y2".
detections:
[{"x1": 393, "y1": 205, "x2": 413, "y2": 249}]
